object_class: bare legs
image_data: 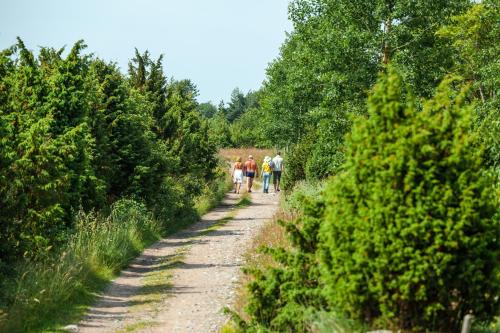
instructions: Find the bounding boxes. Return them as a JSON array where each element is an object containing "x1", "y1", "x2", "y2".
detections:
[
  {"x1": 234, "y1": 182, "x2": 242, "y2": 194},
  {"x1": 247, "y1": 177, "x2": 254, "y2": 193}
]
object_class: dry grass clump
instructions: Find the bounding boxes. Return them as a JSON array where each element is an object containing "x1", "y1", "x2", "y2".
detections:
[
  {"x1": 219, "y1": 148, "x2": 276, "y2": 166},
  {"x1": 232, "y1": 210, "x2": 290, "y2": 319}
]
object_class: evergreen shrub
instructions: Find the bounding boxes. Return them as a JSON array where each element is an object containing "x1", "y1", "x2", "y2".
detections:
[
  {"x1": 233, "y1": 181, "x2": 327, "y2": 332},
  {"x1": 319, "y1": 68, "x2": 500, "y2": 331},
  {"x1": 282, "y1": 134, "x2": 314, "y2": 190},
  {"x1": 305, "y1": 113, "x2": 349, "y2": 181}
]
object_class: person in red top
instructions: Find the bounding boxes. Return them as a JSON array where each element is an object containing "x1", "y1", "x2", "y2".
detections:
[{"x1": 243, "y1": 155, "x2": 258, "y2": 193}]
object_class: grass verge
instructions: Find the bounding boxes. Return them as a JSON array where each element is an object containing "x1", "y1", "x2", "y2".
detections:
[
  {"x1": 230, "y1": 210, "x2": 290, "y2": 323},
  {"x1": 0, "y1": 174, "x2": 231, "y2": 333},
  {"x1": 0, "y1": 199, "x2": 162, "y2": 333},
  {"x1": 195, "y1": 167, "x2": 233, "y2": 216}
]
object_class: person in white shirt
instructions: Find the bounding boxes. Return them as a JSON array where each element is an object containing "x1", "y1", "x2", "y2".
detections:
[{"x1": 272, "y1": 152, "x2": 284, "y2": 192}]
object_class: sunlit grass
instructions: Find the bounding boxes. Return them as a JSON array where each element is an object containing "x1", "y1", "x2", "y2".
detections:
[
  {"x1": 116, "y1": 321, "x2": 155, "y2": 333},
  {"x1": 0, "y1": 199, "x2": 162, "y2": 333},
  {"x1": 235, "y1": 193, "x2": 251, "y2": 208},
  {"x1": 0, "y1": 174, "x2": 231, "y2": 333},
  {"x1": 194, "y1": 168, "x2": 233, "y2": 216},
  {"x1": 219, "y1": 148, "x2": 276, "y2": 167},
  {"x1": 200, "y1": 193, "x2": 251, "y2": 235},
  {"x1": 231, "y1": 210, "x2": 290, "y2": 321}
]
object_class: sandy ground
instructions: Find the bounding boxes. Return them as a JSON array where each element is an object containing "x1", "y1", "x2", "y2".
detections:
[{"x1": 77, "y1": 191, "x2": 280, "y2": 333}]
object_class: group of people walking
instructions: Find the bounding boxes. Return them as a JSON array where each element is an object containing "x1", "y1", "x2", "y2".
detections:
[{"x1": 231, "y1": 153, "x2": 284, "y2": 194}]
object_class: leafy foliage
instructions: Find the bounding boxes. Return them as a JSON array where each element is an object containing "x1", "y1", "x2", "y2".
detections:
[
  {"x1": 256, "y1": 0, "x2": 471, "y2": 184},
  {"x1": 230, "y1": 106, "x2": 271, "y2": 148},
  {"x1": 208, "y1": 111, "x2": 232, "y2": 148},
  {"x1": 197, "y1": 101, "x2": 218, "y2": 118},
  {"x1": 235, "y1": 69, "x2": 499, "y2": 332},
  {"x1": 224, "y1": 88, "x2": 259, "y2": 122},
  {"x1": 202, "y1": 89, "x2": 269, "y2": 149},
  {"x1": 232, "y1": 181, "x2": 327, "y2": 332},
  {"x1": 438, "y1": 0, "x2": 500, "y2": 171},
  {"x1": 320, "y1": 69, "x2": 500, "y2": 331},
  {"x1": 227, "y1": 1, "x2": 499, "y2": 332},
  {"x1": 0, "y1": 39, "x2": 218, "y2": 294}
]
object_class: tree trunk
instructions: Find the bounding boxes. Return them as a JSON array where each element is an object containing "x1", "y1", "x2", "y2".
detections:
[{"x1": 383, "y1": 18, "x2": 392, "y2": 64}]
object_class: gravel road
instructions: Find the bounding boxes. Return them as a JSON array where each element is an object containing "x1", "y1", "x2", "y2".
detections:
[{"x1": 77, "y1": 191, "x2": 280, "y2": 333}]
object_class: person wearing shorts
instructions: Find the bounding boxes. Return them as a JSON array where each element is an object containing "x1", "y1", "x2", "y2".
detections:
[
  {"x1": 231, "y1": 157, "x2": 244, "y2": 194},
  {"x1": 272, "y1": 152, "x2": 284, "y2": 192},
  {"x1": 244, "y1": 155, "x2": 258, "y2": 193}
]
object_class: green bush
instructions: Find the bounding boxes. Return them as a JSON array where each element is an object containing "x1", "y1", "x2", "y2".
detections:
[
  {"x1": 195, "y1": 164, "x2": 233, "y2": 215},
  {"x1": 232, "y1": 181, "x2": 327, "y2": 332},
  {"x1": 319, "y1": 69, "x2": 500, "y2": 331},
  {"x1": 281, "y1": 134, "x2": 314, "y2": 190},
  {"x1": 0, "y1": 41, "x2": 218, "y2": 272},
  {"x1": 281, "y1": 107, "x2": 352, "y2": 188},
  {"x1": 208, "y1": 111, "x2": 233, "y2": 148},
  {"x1": 230, "y1": 107, "x2": 271, "y2": 148},
  {"x1": 0, "y1": 199, "x2": 162, "y2": 332},
  {"x1": 304, "y1": 111, "x2": 350, "y2": 181},
  {"x1": 281, "y1": 181, "x2": 325, "y2": 214}
]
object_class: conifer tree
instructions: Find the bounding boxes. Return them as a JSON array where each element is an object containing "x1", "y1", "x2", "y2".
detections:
[
  {"x1": 0, "y1": 40, "x2": 85, "y2": 259},
  {"x1": 0, "y1": 39, "x2": 221, "y2": 276},
  {"x1": 207, "y1": 110, "x2": 232, "y2": 148},
  {"x1": 319, "y1": 68, "x2": 500, "y2": 331},
  {"x1": 164, "y1": 79, "x2": 216, "y2": 182}
]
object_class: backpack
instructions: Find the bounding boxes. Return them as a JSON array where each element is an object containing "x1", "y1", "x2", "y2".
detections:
[{"x1": 264, "y1": 161, "x2": 274, "y2": 173}]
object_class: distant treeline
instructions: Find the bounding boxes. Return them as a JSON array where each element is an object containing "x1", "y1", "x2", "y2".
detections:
[{"x1": 197, "y1": 88, "x2": 272, "y2": 149}]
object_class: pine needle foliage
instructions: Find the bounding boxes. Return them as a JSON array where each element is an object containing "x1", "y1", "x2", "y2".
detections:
[
  {"x1": 232, "y1": 182, "x2": 327, "y2": 333},
  {"x1": 319, "y1": 68, "x2": 500, "y2": 331},
  {"x1": 0, "y1": 39, "x2": 222, "y2": 331}
]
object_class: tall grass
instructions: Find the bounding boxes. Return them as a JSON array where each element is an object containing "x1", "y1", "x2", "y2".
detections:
[
  {"x1": 0, "y1": 199, "x2": 162, "y2": 332},
  {"x1": 280, "y1": 180, "x2": 325, "y2": 217},
  {"x1": 0, "y1": 171, "x2": 231, "y2": 332},
  {"x1": 194, "y1": 166, "x2": 233, "y2": 215},
  {"x1": 306, "y1": 311, "x2": 368, "y2": 333}
]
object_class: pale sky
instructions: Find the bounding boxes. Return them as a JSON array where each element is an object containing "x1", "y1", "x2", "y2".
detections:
[{"x1": 0, "y1": 0, "x2": 292, "y2": 103}]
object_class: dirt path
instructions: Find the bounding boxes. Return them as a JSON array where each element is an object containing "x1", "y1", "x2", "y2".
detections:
[{"x1": 78, "y1": 191, "x2": 280, "y2": 333}]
